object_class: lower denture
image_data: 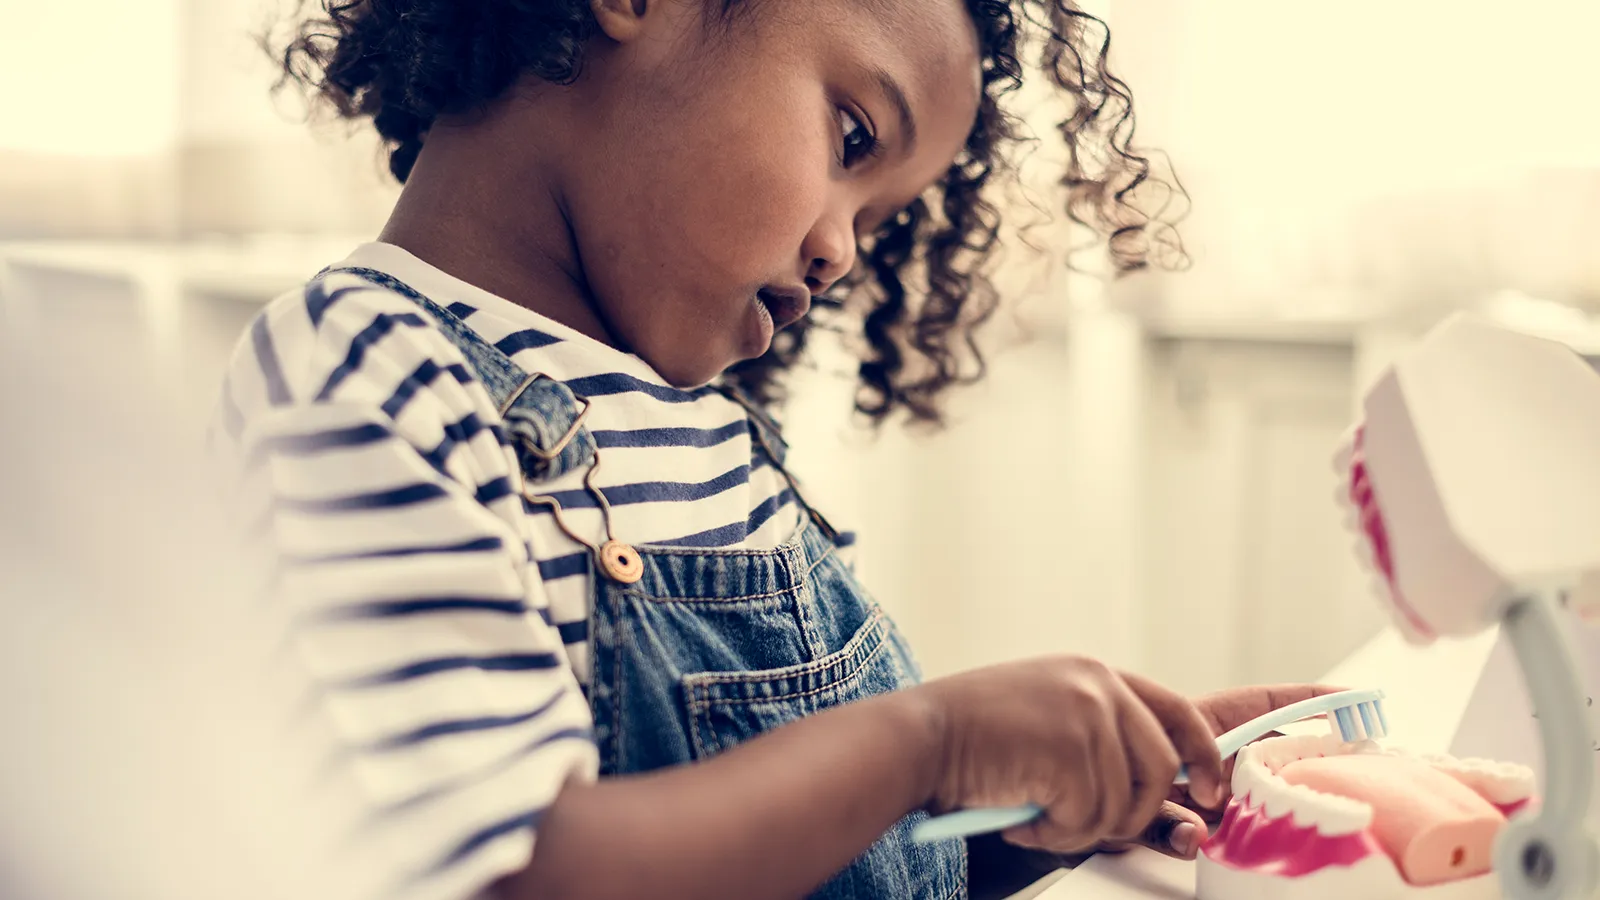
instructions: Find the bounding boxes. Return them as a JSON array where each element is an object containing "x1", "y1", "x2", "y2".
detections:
[
  {"x1": 1203, "y1": 738, "x2": 1533, "y2": 890},
  {"x1": 1207, "y1": 800, "x2": 1385, "y2": 876},
  {"x1": 1278, "y1": 755, "x2": 1502, "y2": 885}
]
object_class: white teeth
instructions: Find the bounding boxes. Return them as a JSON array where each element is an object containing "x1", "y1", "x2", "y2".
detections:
[
  {"x1": 1353, "y1": 540, "x2": 1377, "y2": 570},
  {"x1": 1236, "y1": 736, "x2": 1536, "y2": 841},
  {"x1": 1368, "y1": 574, "x2": 1393, "y2": 603},
  {"x1": 1232, "y1": 735, "x2": 1374, "y2": 836},
  {"x1": 1295, "y1": 787, "x2": 1371, "y2": 836},
  {"x1": 1430, "y1": 756, "x2": 1536, "y2": 805},
  {"x1": 1259, "y1": 779, "x2": 1299, "y2": 819},
  {"x1": 1330, "y1": 431, "x2": 1436, "y2": 645},
  {"x1": 1233, "y1": 752, "x2": 1263, "y2": 805}
]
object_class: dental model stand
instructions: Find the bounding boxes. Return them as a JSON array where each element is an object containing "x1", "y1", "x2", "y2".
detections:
[{"x1": 1336, "y1": 314, "x2": 1600, "y2": 899}]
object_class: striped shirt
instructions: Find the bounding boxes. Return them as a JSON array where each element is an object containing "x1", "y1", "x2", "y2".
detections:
[{"x1": 209, "y1": 242, "x2": 806, "y2": 898}]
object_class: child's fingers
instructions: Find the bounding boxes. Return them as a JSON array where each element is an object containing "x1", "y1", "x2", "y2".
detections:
[
  {"x1": 1134, "y1": 801, "x2": 1208, "y2": 860},
  {"x1": 1081, "y1": 701, "x2": 1130, "y2": 845},
  {"x1": 1110, "y1": 685, "x2": 1182, "y2": 841},
  {"x1": 1195, "y1": 684, "x2": 1347, "y2": 736},
  {"x1": 1120, "y1": 672, "x2": 1225, "y2": 808}
]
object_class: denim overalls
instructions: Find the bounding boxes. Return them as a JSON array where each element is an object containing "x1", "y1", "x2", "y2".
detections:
[{"x1": 329, "y1": 268, "x2": 967, "y2": 899}]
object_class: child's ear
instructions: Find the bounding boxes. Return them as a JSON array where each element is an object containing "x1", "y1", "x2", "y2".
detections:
[{"x1": 590, "y1": 0, "x2": 650, "y2": 43}]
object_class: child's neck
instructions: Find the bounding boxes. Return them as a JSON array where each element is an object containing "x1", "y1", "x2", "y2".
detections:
[{"x1": 377, "y1": 116, "x2": 623, "y2": 349}]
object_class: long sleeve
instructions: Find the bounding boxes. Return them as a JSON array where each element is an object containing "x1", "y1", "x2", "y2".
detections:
[{"x1": 211, "y1": 276, "x2": 599, "y2": 900}]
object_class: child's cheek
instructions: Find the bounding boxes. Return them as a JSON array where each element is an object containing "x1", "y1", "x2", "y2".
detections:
[{"x1": 696, "y1": 141, "x2": 828, "y2": 277}]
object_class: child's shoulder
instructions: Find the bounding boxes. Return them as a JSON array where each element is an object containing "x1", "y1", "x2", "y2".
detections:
[
  {"x1": 224, "y1": 269, "x2": 479, "y2": 424},
  {"x1": 288, "y1": 266, "x2": 442, "y2": 347}
]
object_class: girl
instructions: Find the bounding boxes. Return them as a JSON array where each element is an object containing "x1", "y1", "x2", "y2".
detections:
[{"x1": 218, "y1": 1, "x2": 1331, "y2": 898}]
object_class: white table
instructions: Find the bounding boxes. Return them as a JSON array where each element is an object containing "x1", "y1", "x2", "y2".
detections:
[{"x1": 1023, "y1": 627, "x2": 1502, "y2": 899}]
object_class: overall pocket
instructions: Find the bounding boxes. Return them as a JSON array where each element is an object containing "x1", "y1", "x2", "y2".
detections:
[
  {"x1": 681, "y1": 606, "x2": 904, "y2": 760},
  {"x1": 680, "y1": 607, "x2": 967, "y2": 900}
]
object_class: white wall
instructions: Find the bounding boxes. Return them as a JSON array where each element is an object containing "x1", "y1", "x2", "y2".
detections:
[
  {"x1": 1141, "y1": 337, "x2": 1378, "y2": 690},
  {"x1": 789, "y1": 313, "x2": 1149, "y2": 680},
  {"x1": 0, "y1": 3, "x2": 181, "y2": 157},
  {"x1": 176, "y1": 0, "x2": 400, "y2": 235},
  {"x1": 0, "y1": 1, "x2": 183, "y2": 237},
  {"x1": 0, "y1": 0, "x2": 398, "y2": 239}
]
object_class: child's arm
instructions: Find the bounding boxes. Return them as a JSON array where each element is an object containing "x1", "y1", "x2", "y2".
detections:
[
  {"x1": 506, "y1": 658, "x2": 1227, "y2": 900},
  {"x1": 508, "y1": 686, "x2": 937, "y2": 899}
]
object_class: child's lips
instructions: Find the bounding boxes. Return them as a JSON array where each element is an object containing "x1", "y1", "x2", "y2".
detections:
[{"x1": 756, "y1": 286, "x2": 811, "y2": 331}]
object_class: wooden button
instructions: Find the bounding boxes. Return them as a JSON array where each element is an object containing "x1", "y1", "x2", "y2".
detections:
[{"x1": 598, "y1": 540, "x2": 643, "y2": 584}]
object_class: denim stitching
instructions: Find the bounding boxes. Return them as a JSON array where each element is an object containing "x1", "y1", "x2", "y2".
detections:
[
  {"x1": 681, "y1": 609, "x2": 888, "y2": 762},
  {"x1": 685, "y1": 669, "x2": 722, "y2": 759},
  {"x1": 611, "y1": 586, "x2": 630, "y2": 774},
  {"x1": 617, "y1": 542, "x2": 836, "y2": 604},
  {"x1": 791, "y1": 546, "x2": 825, "y2": 660},
  {"x1": 943, "y1": 864, "x2": 968, "y2": 900},
  {"x1": 682, "y1": 608, "x2": 888, "y2": 706},
  {"x1": 690, "y1": 631, "x2": 887, "y2": 708},
  {"x1": 687, "y1": 693, "x2": 719, "y2": 759}
]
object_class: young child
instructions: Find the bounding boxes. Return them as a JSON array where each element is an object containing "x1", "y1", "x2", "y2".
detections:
[{"x1": 216, "y1": 2, "x2": 1332, "y2": 898}]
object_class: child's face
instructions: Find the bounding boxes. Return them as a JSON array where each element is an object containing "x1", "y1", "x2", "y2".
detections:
[{"x1": 565, "y1": 0, "x2": 982, "y2": 387}]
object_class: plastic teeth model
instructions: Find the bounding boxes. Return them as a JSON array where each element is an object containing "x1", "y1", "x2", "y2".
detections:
[
  {"x1": 1332, "y1": 315, "x2": 1600, "y2": 639},
  {"x1": 1329, "y1": 313, "x2": 1600, "y2": 899},
  {"x1": 1198, "y1": 734, "x2": 1536, "y2": 900}
]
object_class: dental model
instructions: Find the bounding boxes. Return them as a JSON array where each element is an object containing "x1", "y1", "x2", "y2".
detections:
[
  {"x1": 1328, "y1": 314, "x2": 1600, "y2": 899},
  {"x1": 1197, "y1": 734, "x2": 1535, "y2": 900}
]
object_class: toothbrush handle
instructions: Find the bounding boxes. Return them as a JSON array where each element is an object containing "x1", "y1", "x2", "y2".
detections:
[{"x1": 909, "y1": 805, "x2": 1042, "y2": 844}]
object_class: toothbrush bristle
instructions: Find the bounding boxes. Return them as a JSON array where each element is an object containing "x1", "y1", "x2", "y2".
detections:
[
  {"x1": 1334, "y1": 706, "x2": 1358, "y2": 741},
  {"x1": 1329, "y1": 700, "x2": 1388, "y2": 743},
  {"x1": 1366, "y1": 700, "x2": 1388, "y2": 739}
]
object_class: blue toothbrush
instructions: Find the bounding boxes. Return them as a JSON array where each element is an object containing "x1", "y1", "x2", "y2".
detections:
[{"x1": 910, "y1": 688, "x2": 1387, "y2": 844}]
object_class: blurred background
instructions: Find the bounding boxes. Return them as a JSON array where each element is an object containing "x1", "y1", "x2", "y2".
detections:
[{"x1": 8, "y1": 0, "x2": 1600, "y2": 710}]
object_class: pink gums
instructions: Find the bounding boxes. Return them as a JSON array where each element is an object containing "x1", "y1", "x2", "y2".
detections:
[
  {"x1": 1349, "y1": 427, "x2": 1437, "y2": 641},
  {"x1": 1499, "y1": 799, "x2": 1531, "y2": 818},
  {"x1": 1203, "y1": 795, "x2": 1383, "y2": 876},
  {"x1": 1203, "y1": 794, "x2": 1532, "y2": 880}
]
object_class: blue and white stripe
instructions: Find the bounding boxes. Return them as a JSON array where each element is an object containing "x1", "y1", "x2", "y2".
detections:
[{"x1": 210, "y1": 242, "x2": 805, "y2": 898}]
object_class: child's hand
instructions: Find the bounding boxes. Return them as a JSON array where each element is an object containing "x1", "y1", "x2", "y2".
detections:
[
  {"x1": 917, "y1": 657, "x2": 1226, "y2": 855},
  {"x1": 1098, "y1": 683, "x2": 1346, "y2": 860}
]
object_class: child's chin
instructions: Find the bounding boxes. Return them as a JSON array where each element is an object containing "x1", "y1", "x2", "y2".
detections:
[{"x1": 647, "y1": 352, "x2": 730, "y2": 391}]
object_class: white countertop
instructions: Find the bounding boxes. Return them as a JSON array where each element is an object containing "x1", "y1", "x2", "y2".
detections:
[{"x1": 1024, "y1": 627, "x2": 1501, "y2": 899}]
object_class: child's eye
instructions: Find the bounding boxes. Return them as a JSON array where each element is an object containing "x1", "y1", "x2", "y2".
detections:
[{"x1": 836, "y1": 108, "x2": 881, "y2": 169}]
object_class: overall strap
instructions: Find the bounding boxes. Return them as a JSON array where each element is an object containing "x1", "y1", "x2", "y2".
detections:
[
  {"x1": 714, "y1": 385, "x2": 841, "y2": 543},
  {"x1": 320, "y1": 266, "x2": 596, "y2": 484}
]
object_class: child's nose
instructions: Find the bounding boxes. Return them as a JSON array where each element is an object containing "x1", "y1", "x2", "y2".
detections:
[{"x1": 801, "y1": 220, "x2": 856, "y2": 294}]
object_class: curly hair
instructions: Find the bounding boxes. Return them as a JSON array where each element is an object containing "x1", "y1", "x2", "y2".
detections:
[{"x1": 269, "y1": 0, "x2": 1187, "y2": 425}]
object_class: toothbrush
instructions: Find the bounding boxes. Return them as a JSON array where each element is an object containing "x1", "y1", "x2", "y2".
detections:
[{"x1": 909, "y1": 688, "x2": 1387, "y2": 844}]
